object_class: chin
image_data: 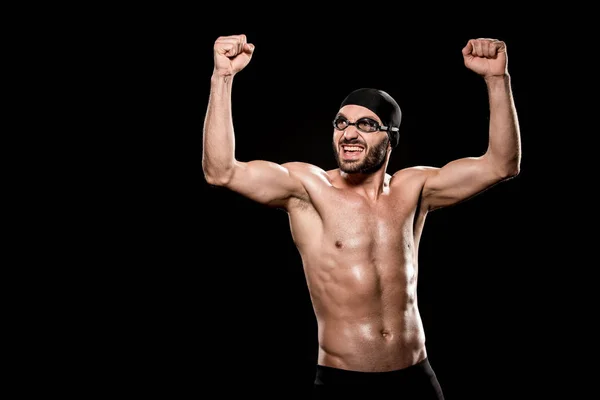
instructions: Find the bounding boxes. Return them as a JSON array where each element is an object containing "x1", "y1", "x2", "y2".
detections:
[{"x1": 339, "y1": 161, "x2": 363, "y2": 173}]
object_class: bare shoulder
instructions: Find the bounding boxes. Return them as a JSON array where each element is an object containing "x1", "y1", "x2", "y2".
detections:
[
  {"x1": 390, "y1": 165, "x2": 439, "y2": 184},
  {"x1": 278, "y1": 162, "x2": 334, "y2": 210},
  {"x1": 282, "y1": 161, "x2": 333, "y2": 186},
  {"x1": 388, "y1": 166, "x2": 440, "y2": 201}
]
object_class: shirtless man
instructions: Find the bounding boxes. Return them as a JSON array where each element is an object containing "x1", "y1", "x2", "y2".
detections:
[{"x1": 202, "y1": 34, "x2": 521, "y2": 398}]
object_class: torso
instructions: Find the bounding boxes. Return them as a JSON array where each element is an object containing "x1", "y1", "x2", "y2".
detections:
[{"x1": 286, "y1": 165, "x2": 431, "y2": 372}]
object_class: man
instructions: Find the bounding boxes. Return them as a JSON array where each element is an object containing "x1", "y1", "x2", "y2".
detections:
[{"x1": 202, "y1": 34, "x2": 521, "y2": 399}]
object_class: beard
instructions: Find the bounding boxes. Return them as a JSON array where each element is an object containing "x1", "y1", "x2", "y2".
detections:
[{"x1": 333, "y1": 135, "x2": 389, "y2": 174}]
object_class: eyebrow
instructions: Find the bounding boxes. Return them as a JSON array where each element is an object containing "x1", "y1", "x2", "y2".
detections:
[{"x1": 336, "y1": 112, "x2": 381, "y2": 123}]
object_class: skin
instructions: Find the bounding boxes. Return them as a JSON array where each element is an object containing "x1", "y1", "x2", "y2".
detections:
[{"x1": 202, "y1": 34, "x2": 521, "y2": 372}]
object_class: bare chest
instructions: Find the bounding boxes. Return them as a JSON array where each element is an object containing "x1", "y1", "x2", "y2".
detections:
[{"x1": 315, "y1": 189, "x2": 417, "y2": 249}]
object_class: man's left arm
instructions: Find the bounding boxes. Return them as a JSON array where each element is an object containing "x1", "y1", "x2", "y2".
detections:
[{"x1": 422, "y1": 38, "x2": 522, "y2": 211}]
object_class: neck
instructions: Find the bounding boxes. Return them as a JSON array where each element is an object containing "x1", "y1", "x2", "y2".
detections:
[{"x1": 339, "y1": 161, "x2": 390, "y2": 201}]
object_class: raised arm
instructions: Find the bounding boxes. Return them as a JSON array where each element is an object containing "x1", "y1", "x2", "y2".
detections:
[
  {"x1": 202, "y1": 34, "x2": 308, "y2": 209},
  {"x1": 421, "y1": 38, "x2": 522, "y2": 211}
]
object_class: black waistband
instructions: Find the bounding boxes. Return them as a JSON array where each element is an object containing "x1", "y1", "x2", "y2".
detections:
[{"x1": 315, "y1": 357, "x2": 434, "y2": 385}]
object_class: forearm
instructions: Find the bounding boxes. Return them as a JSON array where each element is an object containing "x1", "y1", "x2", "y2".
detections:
[
  {"x1": 202, "y1": 73, "x2": 236, "y2": 185},
  {"x1": 485, "y1": 74, "x2": 521, "y2": 176}
]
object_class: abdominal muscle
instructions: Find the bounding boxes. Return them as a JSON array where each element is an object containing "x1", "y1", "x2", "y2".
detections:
[{"x1": 303, "y1": 250, "x2": 427, "y2": 372}]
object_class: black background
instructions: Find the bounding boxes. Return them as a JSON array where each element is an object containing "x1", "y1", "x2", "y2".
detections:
[{"x1": 79, "y1": 10, "x2": 595, "y2": 400}]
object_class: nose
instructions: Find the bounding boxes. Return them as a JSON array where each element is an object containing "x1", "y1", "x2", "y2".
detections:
[{"x1": 343, "y1": 126, "x2": 359, "y2": 140}]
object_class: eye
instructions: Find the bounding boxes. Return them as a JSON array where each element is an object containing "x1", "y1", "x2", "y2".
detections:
[
  {"x1": 357, "y1": 118, "x2": 378, "y2": 132},
  {"x1": 334, "y1": 117, "x2": 349, "y2": 130}
]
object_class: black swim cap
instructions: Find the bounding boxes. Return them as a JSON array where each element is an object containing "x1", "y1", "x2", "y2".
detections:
[{"x1": 339, "y1": 88, "x2": 402, "y2": 148}]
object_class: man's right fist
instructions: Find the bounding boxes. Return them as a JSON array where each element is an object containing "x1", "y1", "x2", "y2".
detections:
[{"x1": 213, "y1": 34, "x2": 255, "y2": 77}]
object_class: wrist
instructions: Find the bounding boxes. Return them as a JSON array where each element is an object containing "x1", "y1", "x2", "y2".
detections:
[
  {"x1": 484, "y1": 73, "x2": 510, "y2": 86},
  {"x1": 211, "y1": 69, "x2": 235, "y2": 83},
  {"x1": 210, "y1": 71, "x2": 234, "y2": 98}
]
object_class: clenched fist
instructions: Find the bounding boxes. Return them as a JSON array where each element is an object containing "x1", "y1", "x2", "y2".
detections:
[
  {"x1": 462, "y1": 38, "x2": 508, "y2": 78},
  {"x1": 213, "y1": 34, "x2": 255, "y2": 77}
]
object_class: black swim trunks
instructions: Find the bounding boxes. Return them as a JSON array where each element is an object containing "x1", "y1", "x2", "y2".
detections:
[{"x1": 313, "y1": 357, "x2": 444, "y2": 400}]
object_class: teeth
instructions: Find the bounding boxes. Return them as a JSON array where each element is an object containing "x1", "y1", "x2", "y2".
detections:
[{"x1": 343, "y1": 146, "x2": 363, "y2": 151}]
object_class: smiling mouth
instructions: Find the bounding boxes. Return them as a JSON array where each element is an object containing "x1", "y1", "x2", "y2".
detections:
[{"x1": 341, "y1": 145, "x2": 364, "y2": 153}]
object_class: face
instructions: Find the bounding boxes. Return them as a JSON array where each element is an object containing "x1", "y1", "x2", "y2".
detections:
[{"x1": 332, "y1": 105, "x2": 390, "y2": 174}]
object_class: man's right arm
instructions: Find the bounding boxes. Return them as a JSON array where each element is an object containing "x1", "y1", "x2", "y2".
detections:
[{"x1": 202, "y1": 73, "x2": 308, "y2": 209}]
